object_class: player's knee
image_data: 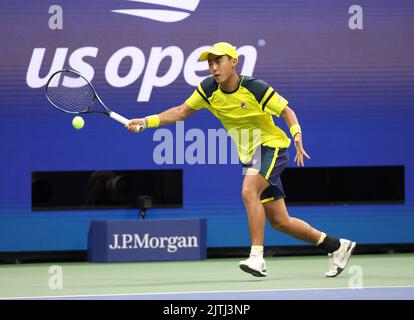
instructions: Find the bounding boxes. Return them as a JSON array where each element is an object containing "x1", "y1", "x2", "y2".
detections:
[
  {"x1": 241, "y1": 187, "x2": 260, "y2": 205},
  {"x1": 270, "y1": 216, "x2": 291, "y2": 232}
]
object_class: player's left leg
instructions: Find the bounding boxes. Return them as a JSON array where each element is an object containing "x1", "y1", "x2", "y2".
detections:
[
  {"x1": 263, "y1": 197, "x2": 321, "y2": 243},
  {"x1": 263, "y1": 198, "x2": 356, "y2": 277},
  {"x1": 257, "y1": 146, "x2": 356, "y2": 277}
]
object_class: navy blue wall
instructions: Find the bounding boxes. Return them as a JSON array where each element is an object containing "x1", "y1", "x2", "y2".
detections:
[{"x1": 1, "y1": 0, "x2": 413, "y2": 251}]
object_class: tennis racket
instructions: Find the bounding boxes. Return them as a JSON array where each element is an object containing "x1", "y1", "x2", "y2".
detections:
[{"x1": 45, "y1": 69, "x2": 139, "y2": 129}]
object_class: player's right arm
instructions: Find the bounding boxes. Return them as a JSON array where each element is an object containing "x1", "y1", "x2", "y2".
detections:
[
  {"x1": 126, "y1": 78, "x2": 212, "y2": 133},
  {"x1": 126, "y1": 103, "x2": 195, "y2": 132},
  {"x1": 157, "y1": 103, "x2": 196, "y2": 125}
]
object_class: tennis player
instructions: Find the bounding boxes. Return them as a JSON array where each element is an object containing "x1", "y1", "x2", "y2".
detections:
[{"x1": 126, "y1": 42, "x2": 356, "y2": 278}]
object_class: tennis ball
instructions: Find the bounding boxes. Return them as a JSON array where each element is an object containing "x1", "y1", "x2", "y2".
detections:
[{"x1": 72, "y1": 116, "x2": 84, "y2": 129}]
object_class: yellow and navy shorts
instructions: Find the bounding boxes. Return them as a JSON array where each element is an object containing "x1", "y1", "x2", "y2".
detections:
[{"x1": 242, "y1": 146, "x2": 289, "y2": 203}]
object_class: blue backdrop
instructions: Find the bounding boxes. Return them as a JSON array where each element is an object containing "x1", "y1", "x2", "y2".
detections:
[{"x1": 1, "y1": 0, "x2": 413, "y2": 251}]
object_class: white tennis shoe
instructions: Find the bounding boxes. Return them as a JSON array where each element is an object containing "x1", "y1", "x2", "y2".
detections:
[
  {"x1": 239, "y1": 255, "x2": 267, "y2": 277},
  {"x1": 325, "y1": 239, "x2": 357, "y2": 277}
]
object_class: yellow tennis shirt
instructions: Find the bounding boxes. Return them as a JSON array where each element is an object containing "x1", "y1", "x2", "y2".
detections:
[{"x1": 185, "y1": 75, "x2": 291, "y2": 163}]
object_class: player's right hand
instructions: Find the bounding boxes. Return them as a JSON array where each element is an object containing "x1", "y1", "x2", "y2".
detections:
[{"x1": 126, "y1": 118, "x2": 146, "y2": 133}]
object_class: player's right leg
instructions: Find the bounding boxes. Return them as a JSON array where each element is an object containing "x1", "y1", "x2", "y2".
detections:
[{"x1": 239, "y1": 171, "x2": 269, "y2": 277}]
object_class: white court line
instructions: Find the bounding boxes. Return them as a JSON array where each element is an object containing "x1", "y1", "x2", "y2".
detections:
[{"x1": 1, "y1": 285, "x2": 414, "y2": 300}]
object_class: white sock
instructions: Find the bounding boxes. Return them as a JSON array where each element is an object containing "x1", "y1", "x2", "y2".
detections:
[{"x1": 250, "y1": 245, "x2": 264, "y2": 258}]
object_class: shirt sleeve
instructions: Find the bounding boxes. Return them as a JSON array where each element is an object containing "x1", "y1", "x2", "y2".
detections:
[
  {"x1": 185, "y1": 84, "x2": 210, "y2": 110},
  {"x1": 260, "y1": 86, "x2": 288, "y2": 117}
]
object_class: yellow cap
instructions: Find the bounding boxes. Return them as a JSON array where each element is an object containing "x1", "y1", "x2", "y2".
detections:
[{"x1": 199, "y1": 42, "x2": 238, "y2": 61}]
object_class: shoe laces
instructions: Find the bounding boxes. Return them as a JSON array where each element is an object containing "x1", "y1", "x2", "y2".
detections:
[{"x1": 249, "y1": 252, "x2": 263, "y2": 259}]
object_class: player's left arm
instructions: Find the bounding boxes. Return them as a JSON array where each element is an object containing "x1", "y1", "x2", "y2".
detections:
[
  {"x1": 255, "y1": 83, "x2": 310, "y2": 166},
  {"x1": 280, "y1": 106, "x2": 311, "y2": 167}
]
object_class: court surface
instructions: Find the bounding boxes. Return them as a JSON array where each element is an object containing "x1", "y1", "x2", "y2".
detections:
[{"x1": 0, "y1": 253, "x2": 413, "y2": 300}]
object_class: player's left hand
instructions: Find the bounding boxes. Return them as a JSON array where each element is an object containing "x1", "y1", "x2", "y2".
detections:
[{"x1": 293, "y1": 133, "x2": 311, "y2": 167}]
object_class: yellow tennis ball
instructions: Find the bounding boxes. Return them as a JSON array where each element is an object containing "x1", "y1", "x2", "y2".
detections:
[{"x1": 72, "y1": 116, "x2": 84, "y2": 129}]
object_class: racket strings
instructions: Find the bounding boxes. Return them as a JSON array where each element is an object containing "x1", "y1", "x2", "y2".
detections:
[{"x1": 46, "y1": 71, "x2": 96, "y2": 113}]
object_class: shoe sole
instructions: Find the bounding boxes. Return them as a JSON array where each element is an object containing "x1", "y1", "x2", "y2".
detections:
[
  {"x1": 326, "y1": 241, "x2": 357, "y2": 278},
  {"x1": 239, "y1": 264, "x2": 267, "y2": 277}
]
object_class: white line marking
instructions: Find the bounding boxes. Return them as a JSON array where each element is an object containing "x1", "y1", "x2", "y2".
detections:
[{"x1": 2, "y1": 285, "x2": 414, "y2": 300}]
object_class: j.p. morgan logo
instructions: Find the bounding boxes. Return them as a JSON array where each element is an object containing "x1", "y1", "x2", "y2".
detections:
[
  {"x1": 109, "y1": 233, "x2": 199, "y2": 253},
  {"x1": 112, "y1": 0, "x2": 200, "y2": 23}
]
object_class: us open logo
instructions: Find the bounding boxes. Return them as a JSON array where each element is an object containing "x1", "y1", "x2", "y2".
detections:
[{"x1": 112, "y1": 0, "x2": 200, "y2": 23}]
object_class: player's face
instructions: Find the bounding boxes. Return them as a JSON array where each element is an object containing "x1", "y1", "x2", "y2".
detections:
[{"x1": 207, "y1": 54, "x2": 237, "y2": 84}]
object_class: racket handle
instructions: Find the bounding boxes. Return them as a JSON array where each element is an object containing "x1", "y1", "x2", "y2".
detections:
[{"x1": 109, "y1": 111, "x2": 129, "y2": 125}]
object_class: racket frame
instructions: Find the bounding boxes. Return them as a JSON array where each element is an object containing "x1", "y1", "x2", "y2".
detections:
[{"x1": 45, "y1": 69, "x2": 130, "y2": 125}]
